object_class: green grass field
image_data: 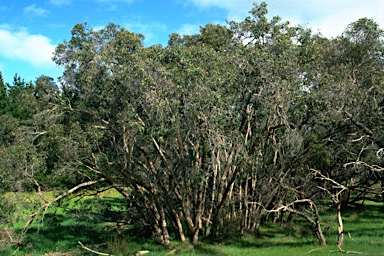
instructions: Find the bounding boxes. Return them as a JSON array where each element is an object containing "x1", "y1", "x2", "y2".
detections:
[{"x1": 1, "y1": 191, "x2": 383, "y2": 256}]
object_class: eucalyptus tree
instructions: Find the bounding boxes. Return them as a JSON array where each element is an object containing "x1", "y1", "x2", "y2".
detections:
[
  {"x1": 338, "y1": 18, "x2": 384, "y2": 176},
  {"x1": 7, "y1": 2, "x2": 381, "y2": 248},
  {"x1": 295, "y1": 18, "x2": 384, "y2": 248},
  {"x1": 229, "y1": 0, "x2": 315, "y2": 222},
  {"x1": 51, "y1": 21, "x2": 250, "y2": 244},
  {"x1": 303, "y1": 17, "x2": 384, "y2": 203}
]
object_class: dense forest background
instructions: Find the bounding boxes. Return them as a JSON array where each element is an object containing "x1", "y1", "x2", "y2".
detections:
[{"x1": 0, "y1": 2, "x2": 383, "y2": 248}]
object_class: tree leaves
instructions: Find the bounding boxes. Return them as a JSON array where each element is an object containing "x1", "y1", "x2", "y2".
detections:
[{"x1": 1, "y1": 1, "x2": 383, "y2": 246}]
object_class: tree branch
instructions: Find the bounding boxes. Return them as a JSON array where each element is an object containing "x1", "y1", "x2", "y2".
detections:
[
  {"x1": 78, "y1": 241, "x2": 112, "y2": 256},
  {"x1": 17, "y1": 178, "x2": 106, "y2": 245},
  {"x1": 344, "y1": 111, "x2": 384, "y2": 148}
]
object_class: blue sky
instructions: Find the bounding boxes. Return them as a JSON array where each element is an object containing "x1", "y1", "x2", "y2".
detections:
[{"x1": 0, "y1": 0, "x2": 383, "y2": 84}]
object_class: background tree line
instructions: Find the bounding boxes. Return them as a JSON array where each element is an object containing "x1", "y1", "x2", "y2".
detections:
[{"x1": 0, "y1": 2, "x2": 383, "y2": 247}]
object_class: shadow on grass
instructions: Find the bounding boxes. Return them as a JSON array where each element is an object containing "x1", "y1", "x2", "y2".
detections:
[
  {"x1": 13, "y1": 214, "x2": 113, "y2": 255},
  {"x1": 223, "y1": 232, "x2": 317, "y2": 249},
  {"x1": 8, "y1": 198, "x2": 383, "y2": 255},
  {"x1": 11, "y1": 197, "x2": 130, "y2": 255},
  {"x1": 192, "y1": 243, "x2": 228, "y2": 255}
]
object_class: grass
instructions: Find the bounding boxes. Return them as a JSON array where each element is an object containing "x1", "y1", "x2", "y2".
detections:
[{"x1": 1, "y1": 192, "x2": 383, "y2": 256}]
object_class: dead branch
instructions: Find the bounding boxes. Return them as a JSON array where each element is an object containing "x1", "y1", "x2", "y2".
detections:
[
  {"x1": 152, "y1": 137, "x2": 168, "y2": 164},
  {"x1": 307, "y1": 247, "x2": 324, "y2": 254},
  {"x1": 166, "y1": 248, "x2": 180, "y2": 255},
  {"x1": 311, "y1": 169, "x2": 350, "y2": 247},
  {"x1": 23, "y1": 172, "x2": 50, "y2": 203},
  {"x1": 17, "y1": 178, "x2": 106, "y2": 245},
  {"x1": 311, "y1": 169, "x2": 346, "y2": 189},
  {"x1": 32, "y1": 131, "x2": 48, "y2": 141},
  {"x1": 312, "y1": 169, "x2": 348, "y2": 203},
  {"x1": 376, "y1": 148, "x2": 384, "y2": 158},
  {"x1": 329, "y1": 247, "x2": 363, "y2": 254},
  {"x1": 344, "y1": 161, "x2": 384, "y2": 172},
  {"x1": 4, "y1": 228, "x2": 14, "y2": 243},
  {"x1": 344, "y1": 110, "x2": 384, "y2": 148},
  {"x1": 10, "y1": 247, "x2": 19, "y2": 256},
  {"x1": 92, "y1": 125, "x2": 108, "y2": 130},
  {"x1": 350, "y1": 135, "x2": 369, "y2": 143},
  {"x1": 248, "y1": 199, "x2": 315, "y2": 213},
  {"x1": 136, "y1": 251, "x2": 150, "y2": 256},
  {"x1": 78, "y1": 241, "x2": 111, "y2": 256}
]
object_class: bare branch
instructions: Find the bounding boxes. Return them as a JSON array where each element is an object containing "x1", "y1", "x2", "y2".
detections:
[
  {"x1": 23, "y1": 172, "x2": 50, "y2": 203},
  {"x1": 78, "y1": 241, "x2": 111, "y2": 256},
  {"x1": 376, "y1": 148, "x2": 384, "y2": 158},
  {"x1": 344, "y1": 111, "x2": 384, "y2": 148},
  {"x1": 152, "y1": 137, "x2": 167, "y2": 164},
  {"x1": 17, "y1": 178, "x2": 106, "y2": 245},
  {"x1": 351, "y1": 135, "x2": 369, "y2": 143},
  {"x1": 329, "y1": 247, "x2": 363, "y2": 254},
  {"x1": 311, "y1": 169, "x2": 347, "y2": 189},
  {"x1": 343, "y1": 161, "x2": 384, "y2": 172}
]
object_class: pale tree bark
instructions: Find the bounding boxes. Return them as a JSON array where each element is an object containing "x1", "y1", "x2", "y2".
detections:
[
  {"x1": 337, "y1": 203, "x2": 344, "y2": 247},
  {"x1": 313, "y1": 169, "x2": 349, "y2": 248},
  {"x1": 210, "y1": 163, "x2": 240, "y2": 239},
  {"x1": 258, "y1": 199, "x2": 326, "y2": 246}
]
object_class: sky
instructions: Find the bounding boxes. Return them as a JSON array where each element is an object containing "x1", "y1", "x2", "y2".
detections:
[{"x1": 0, "y1": 0, "x2": 383, "y2": 85}]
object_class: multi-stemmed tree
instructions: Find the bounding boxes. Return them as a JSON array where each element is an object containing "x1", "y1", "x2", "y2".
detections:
[{"x1": 1, "y1": 2, "x2": 383, "y2": 248}]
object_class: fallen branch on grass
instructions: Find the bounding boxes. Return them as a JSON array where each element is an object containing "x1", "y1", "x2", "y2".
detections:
[
  {"x1": 307, "y1": 247, "x2": 324, "y2": 254},
  {"x1": 329, "y1": 246, "x2": 363, "y2": 254},
  {"x1": 166, "y1": 248, "x2": 180, "y2": 255},
  {"x1": 16, "y1": 178, "x2": 106, "y2": 245},
  {"x1": 10, "y1": 247, "x2": 19, "y2": 256},
  {"x1": 78, "y1": 241, "x2": 112, "y2": 256},
  {"x1": 136, "y1": 251, "x2": 150, "y2": 256}
]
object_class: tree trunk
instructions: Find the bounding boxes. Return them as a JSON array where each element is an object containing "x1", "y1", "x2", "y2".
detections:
[
  {"x1": 314, "y1": 218, "x2": 326, "y2": 246},
  {"x1": 204, "y1": 158, "x2": 218, "y2": 236},
  {"x1": 286, "y1": 201, "x2": 326, "y2": 246},
  {"x1": 174, "y1": 212, "x2": 186, "y2": 242},
  {"x1": 337, "y1": 203, "x2": 344, "y2": 247},
  {"x1": 210, "y1": 165, "x2": 239, "y2": 240}
]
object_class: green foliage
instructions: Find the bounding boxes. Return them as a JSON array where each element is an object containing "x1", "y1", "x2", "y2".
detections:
[
  {"x1": 169, "y1": 24, "x2": 233, "y2": 51},
  {"x1": 0, "y1": 0, "x2": 383, "y2": 250},
  {"x1": 6, "y1": 75, "x2": 37, "y2": 120},
  {"x1": 44, "y1": 2, "x2": 384, "y2": 246},
  {"x1": 0, "y1": 72, "x2": 8, "y2": 116}
]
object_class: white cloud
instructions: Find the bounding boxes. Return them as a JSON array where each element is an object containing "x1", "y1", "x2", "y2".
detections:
[
  {"x1": 176, "y1": 24, "x2": 200, "y2": 36},
  {"x1": 123, "y1": 21, "x2": 167, "y2": 44},
  {"x1": 309, "y1": 8, "x2": 372, "y2": 37},
  {"x1": 23, "y1": 4, "x2": 50, "y2": 17},
  {"x1": 0, "y1": 28, "x2": 56, "y2": 68},
  {"x1": 266, "y1": 0, "x2": 384, "y2": 38},
  {"x1": 0, "y1": 24, "x2": 11, "y2": 30},
  {"x1": 187, "y1": 0, "x2": 254, "y2": 21},
  {"x1": 49, "y1": 0, "x2": 71, "y2": 6},
  {"x1": 188, "y1": 0, "x2": 384, "y2": 38},
  {"x1": 305, "y1": 1, "x2": 384, "y2": 37}
]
